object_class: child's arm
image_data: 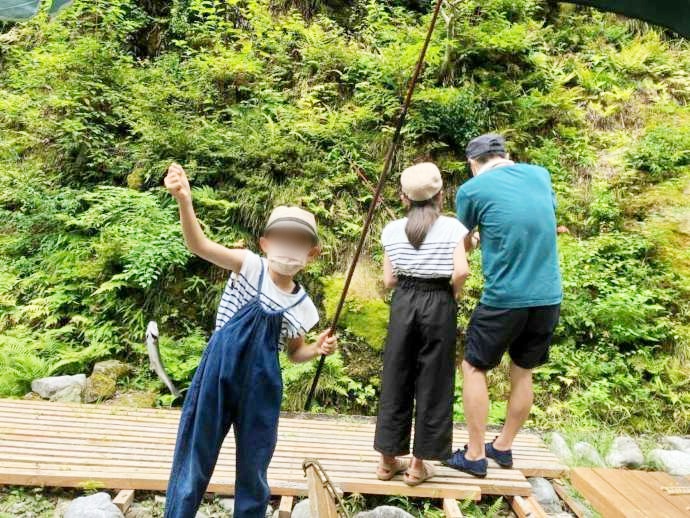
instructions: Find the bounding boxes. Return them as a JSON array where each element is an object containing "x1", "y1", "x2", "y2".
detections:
[
  {"x1": 383, "y1": 253, "x2": 397, "y2": 289},
  {"x1": 452, "y1": 241, "x2": 470, "y2": 299},
  {"x1": 165, "y1": 163, "x2": 246, "y2": 273},
  {"x1": 286, "y1": 329, "x2": 337, "y2": 363}
]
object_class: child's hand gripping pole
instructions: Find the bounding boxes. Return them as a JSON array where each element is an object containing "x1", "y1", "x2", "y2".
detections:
[{"x1": 303, "y1": 0, "x2": 445, "y2": 411}]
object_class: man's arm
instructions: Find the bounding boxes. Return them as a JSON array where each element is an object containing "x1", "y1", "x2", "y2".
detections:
[
  {"x1": 165, "y1": 163, "x2": 246, "y2": 273},
  {"x1": 456, "y1": 190, "x2": 479, "y2": 253}
]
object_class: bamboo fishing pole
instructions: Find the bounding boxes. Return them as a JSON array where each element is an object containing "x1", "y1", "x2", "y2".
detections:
[{"x1": 304, "y1": 0, "x2": 446, "y2": 410}]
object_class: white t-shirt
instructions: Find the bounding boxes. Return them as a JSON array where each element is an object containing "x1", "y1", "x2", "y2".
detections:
[
  {"x1": 382, "y1": 215, "x2": 468, "y2": 279},
  {"x1": 215, "y1": 251, "x2": 320, "y2": 344}
]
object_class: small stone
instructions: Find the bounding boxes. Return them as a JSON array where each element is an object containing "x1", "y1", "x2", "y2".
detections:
[
  {"x1": 124, "y1": 503, "x2": 149, "y2": 518},
  {"x1": 104, "y1": 390, "x2": 157, "y2": 408},
  {"x1": 265, "y1": 504, "x2": 274, "y2": 517},
  {"x1": 218, "y1": 497, "x2": 234, "y2": 512},
  {"x1": 573, "y1": 441, "x2": 605, "y2": 466},
  {"x1": 154, "y1": 495, "x2": 166, "y2": 506},
  {"x1": 23, "y1": 391, "x2": 43, "y2": 400},
  {"x1": 549, "y1": 432, "x2": 573, "y2": 464},
  {"x1": 354, "y1": 506, "x2": 415, "y2": 518},
  {"x1": 31, "y1": 374, "x2": 86, "y2": 399},
  {"x1": 64, "y1": 492, "x2": 124, "y2": 518},
  {"x1": 649, "y1": 449, "x2": 690, "y2": 476},
  {"x1": 663, "y1": 436, "x2": 690, "y2": 454},
  {"x1": 291, "y1": 499, "x2": 311, "y2": 518},
  {"x1": 50, "y1": 383, "x2": 83, "y2": 403},
  {"x1": 606, "y1": 436, "x2": 644, "y2": 468},
  {"x1": 528, "y1": 477, "x2": 562, "y2": 514}
]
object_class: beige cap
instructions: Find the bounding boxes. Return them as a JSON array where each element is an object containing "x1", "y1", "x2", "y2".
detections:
[
  {"x1": 400, "y1": 162, "x2": 443, "y2": 201},
  {"x1": 265, "y1": 205, "x2": 318, "y2": 240}
]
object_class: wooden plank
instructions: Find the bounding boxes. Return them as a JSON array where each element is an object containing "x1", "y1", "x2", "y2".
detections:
[
  {"x1": 510, "y1": 495, "x2": 548, "y2": 518},
  {"x1": 0, "y1": 400, "x2": 549, "y2": 442},
  {"x1": 570, "y1": 468, "x2": 645, "y2": 518},
  {"x1": 442, "y1": 498, "x2": 464, "y2": 517},
  {"x1": 112, "y1": 489, "x2": 135, "y2": 512},
  {"x1": 306, "y1": 465, "x2": 338, "y2": 518},
  {"x1": 552, "y1": 479, "x2": 591, "y2": 518},
  {"x1": 628, "y1": 470, "x2": 690, "y2": 516},
  {"x1": 599, "y1": 468, "x2": 681, "y2": 518},
  {"x1": 278, "y1": 495, "x2": 294, "y2": 518}
]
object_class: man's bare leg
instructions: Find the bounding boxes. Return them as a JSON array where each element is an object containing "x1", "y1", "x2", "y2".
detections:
[
  {"x1": 493, "y1": 362, "x2": 533, "y2": 451},
  {"x1": 461, "y1": 359, "x2": 489, "y2": 460}
]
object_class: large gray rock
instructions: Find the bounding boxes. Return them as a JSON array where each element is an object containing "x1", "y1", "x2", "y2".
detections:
[
  {"x1": 649, "y1": 449, "x2": 690, "y2": 476},
  {"x1": 663, "y1": 436, "x2": 690, "y2": 454},
  {"x1": 574, "y1": 441, "x2": 605, "y2": 466},
  {"x1": 606, "y1": 436, "x2": 644, "y2": 468},
  {"x1": 354, "y1": 506, "x2": 415, "y2": 518},
  {"x1": 291, "y1": 499, "x2": 311, "y2": 518},
  {"x1": 32, "y1": 374, "x2": 86, "y2": 399},
  {"x1": 50, "y1": 383, "x2": 83, "y2": 403},
  {"x1": 528, "y1": 477, "x2": 562, "y2": 514},
  {"x1": 64, "y1": 492, "x2": 124, "y2": 518},
  {"x1": 549, "y1": 432, "x2": 573, "y2": 464}
]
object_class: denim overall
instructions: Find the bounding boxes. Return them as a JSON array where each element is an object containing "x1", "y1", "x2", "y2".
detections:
[{"x1": 165, "y1": 264, "x2": 306, "y2": 518}]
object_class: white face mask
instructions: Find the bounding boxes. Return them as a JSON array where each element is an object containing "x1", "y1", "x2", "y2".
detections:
[{"x1": 266, "y1": 243, "x2": 309, "y2": 276}]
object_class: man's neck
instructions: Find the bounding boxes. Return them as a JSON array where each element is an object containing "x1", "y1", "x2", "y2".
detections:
[{"x1": 476, "y1": 158, "x2": 514, "y2": 176}]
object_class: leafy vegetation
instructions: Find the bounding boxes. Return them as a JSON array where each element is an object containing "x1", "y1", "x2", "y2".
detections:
[{"x1": 0, "y1": 0, "x2": 689, "y2": 436}]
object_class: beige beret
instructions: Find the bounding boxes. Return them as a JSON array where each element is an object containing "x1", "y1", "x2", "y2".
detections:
[{"x1": 400, "y1": 162, "x2": 443, "y2": 202}]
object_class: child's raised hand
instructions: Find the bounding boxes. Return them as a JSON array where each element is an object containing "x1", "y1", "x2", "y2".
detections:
[
  {"x1": 165, "y1": 162, "x2": 191, "y2": 202},
  {"x1": 315, "y1": 329, "x2": 337, "y2": 356}
]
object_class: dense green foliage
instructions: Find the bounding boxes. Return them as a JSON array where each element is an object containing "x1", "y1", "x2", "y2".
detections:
[{"x1": 1, "y1": 0, "x2": 689, "y2": 434}]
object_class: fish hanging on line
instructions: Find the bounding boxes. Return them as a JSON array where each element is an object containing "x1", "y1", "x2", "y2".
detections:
[{"x1": 146, "y1": 321, "x2": 181, "y2": 398}]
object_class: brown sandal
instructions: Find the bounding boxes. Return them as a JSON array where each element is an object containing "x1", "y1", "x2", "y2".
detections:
[
  {"x1": 404, "y1": 461, "x2": 435, "y2": 486},
  {"x1": 377, "y1": 458, "x2": 410, "y2": 481}
]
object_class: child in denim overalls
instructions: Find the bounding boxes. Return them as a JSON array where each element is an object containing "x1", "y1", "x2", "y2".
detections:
[{"x1": 163, "y1": 163, "x2": 337, "y2": 518}]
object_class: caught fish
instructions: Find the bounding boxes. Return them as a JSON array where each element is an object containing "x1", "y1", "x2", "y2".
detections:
[{"x1": 146, "y1": 321, "x2": 181, "y2": 398}]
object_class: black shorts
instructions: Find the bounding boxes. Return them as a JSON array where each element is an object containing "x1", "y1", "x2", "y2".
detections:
[{"x1": 464, "y1": 303, "x2": 561, "y2": 370}]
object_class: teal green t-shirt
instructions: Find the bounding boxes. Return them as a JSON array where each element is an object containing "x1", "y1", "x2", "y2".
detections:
[{"x1": 455, "y1": 163, "x2": 562, "y2": 308}]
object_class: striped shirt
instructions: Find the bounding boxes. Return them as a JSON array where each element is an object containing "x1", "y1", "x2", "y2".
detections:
[
  {"x1": 382, "y1": 216, "x2": 468, "y2": 279},
  {"x1": 215, "y1": 251, "x2": 319, "y2": 345}
]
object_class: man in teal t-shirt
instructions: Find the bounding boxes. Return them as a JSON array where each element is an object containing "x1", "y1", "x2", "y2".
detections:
[{"x1": 444, "y1": 133, "x2": 562, "y2": 478}]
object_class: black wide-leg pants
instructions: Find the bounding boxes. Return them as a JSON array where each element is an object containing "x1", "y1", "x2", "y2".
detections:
[{"x1": 374, "y1": 277, "x2": 457, "y2": 461}]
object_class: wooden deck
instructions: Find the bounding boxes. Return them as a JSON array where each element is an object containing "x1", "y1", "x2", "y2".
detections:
[
  {"x1": 0, "y1": 399, "x2": 566, "y2": 501},
  {"x1": 571, "y1": 467, "x2": 690, "y2": 518}
]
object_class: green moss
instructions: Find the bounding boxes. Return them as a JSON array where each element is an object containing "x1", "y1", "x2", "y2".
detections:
[{"x1": 323, "y1": 274, "x2": 389, "y2": 351}]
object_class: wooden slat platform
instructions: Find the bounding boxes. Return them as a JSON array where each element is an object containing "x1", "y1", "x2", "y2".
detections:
[
  {"x1": 571, "y1": 467, "x2": 690, "y2": 518},
  {"x1": 0, "y1": 399, "x2": 565, "y2": 500}
]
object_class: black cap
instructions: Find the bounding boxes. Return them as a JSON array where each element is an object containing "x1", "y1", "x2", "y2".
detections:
[{"x1": 465, "y1": 133, "x2": 506, "y2": 159}]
